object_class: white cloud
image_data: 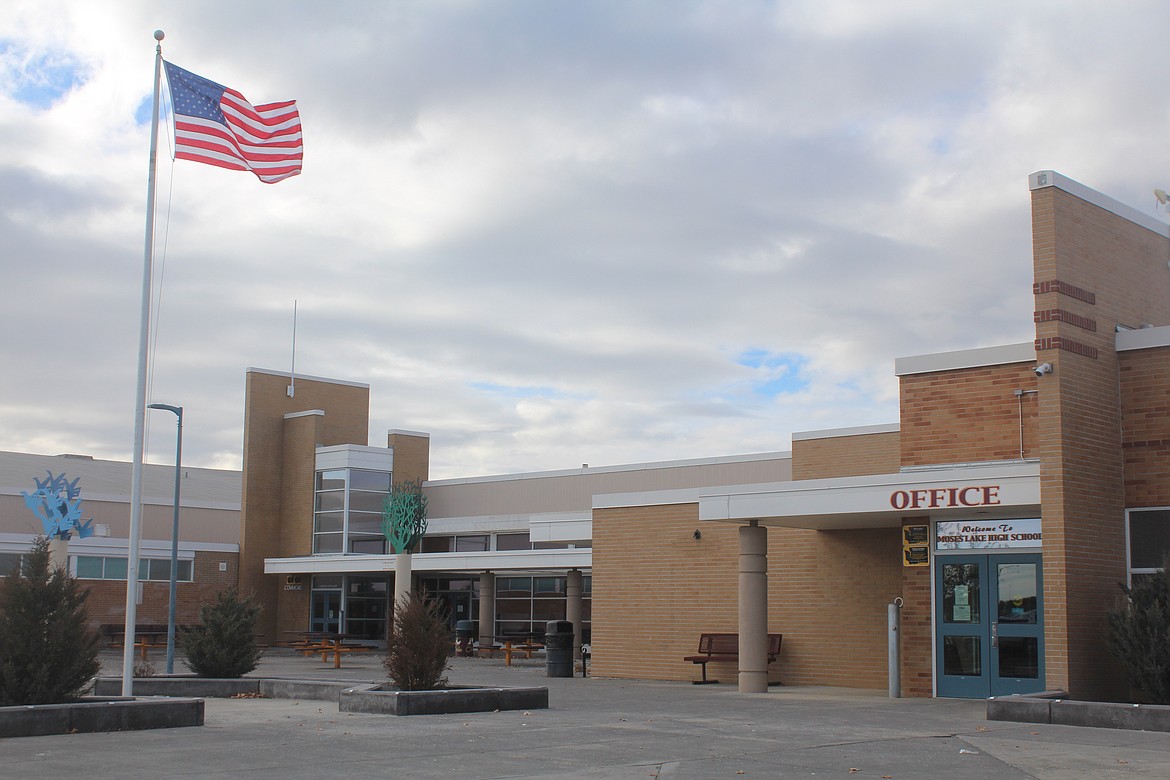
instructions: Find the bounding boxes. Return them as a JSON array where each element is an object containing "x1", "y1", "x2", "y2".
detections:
[{"x1": 1, "y1": 1, "x2": 1169, "y2": 478}]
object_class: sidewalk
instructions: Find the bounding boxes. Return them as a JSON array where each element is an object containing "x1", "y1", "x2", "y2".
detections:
[{"x1": 1, "y1": 649, "x2": 1167, "y2": 779}]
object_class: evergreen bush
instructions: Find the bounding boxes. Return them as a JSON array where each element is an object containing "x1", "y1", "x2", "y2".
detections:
[
  {"x1": 384, "y1": 593, "x2": 451, "y2": 691},
  {"x1": 180, "y1": 587, "x2": 262, "y2": 678},
  {"x1": 0, "y1": 536, "x2": 100, "y2": 705},
  {"x1": 1106, "y1": 552, "x2": 1170, "y2": 704}
]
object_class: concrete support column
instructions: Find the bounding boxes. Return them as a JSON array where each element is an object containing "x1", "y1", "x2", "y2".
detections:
[
  {"x1": 566, "y1": 568, "x2": 583, "y2": 659},
  {"x1": 478, "y1": 571, "x2": 495, "y2": 649},
  {"x1": 49, "y1": 537, "x2": 70, "y2": 572},
  {"x1": 393, "y1": 552, "x2": 413, "y2": 614},
  {"x1": 738, "y1": 521, "x2": 768, "y2": 694}
]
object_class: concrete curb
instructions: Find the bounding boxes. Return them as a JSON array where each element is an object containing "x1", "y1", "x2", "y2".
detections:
[
  {"x1": 988, "y1": 690, "x2": 1170, "y2": 733},
  {"x1": 0, "y1": 697, "x2": 205, "y2": 738},
  {"x1": 339, "y1": 683, "x2": 549, "y2": 716}
]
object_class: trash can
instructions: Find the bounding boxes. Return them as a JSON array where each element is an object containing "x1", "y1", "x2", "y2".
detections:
[
  {"x1": 545, "y1": 620, "x2": 574, "y2": 678},
  {"x1": 455, "y1": 619, "x2": 476, "y2": 657}
]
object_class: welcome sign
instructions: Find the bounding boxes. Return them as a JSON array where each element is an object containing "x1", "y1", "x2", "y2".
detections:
[{"x1": 935, "y1": 518, "x2": 1042, "y2": 550}]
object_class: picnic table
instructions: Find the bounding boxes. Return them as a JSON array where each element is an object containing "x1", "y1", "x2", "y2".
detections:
[
  {"x1": 478, "y1": 635, "x2": 545, "y2": 666},
  {"x1": 288, "y1": 631, "x2": 373, "y2": 669}
]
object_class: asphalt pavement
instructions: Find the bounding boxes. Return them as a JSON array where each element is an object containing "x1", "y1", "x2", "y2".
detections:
[{"x1": 1, "y1": 649, "x2": 1167, "y2": 779}]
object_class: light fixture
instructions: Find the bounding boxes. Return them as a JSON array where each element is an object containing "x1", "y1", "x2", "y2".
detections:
[{"x1": 693, "y1": 529, "x2": 702, "y2": 540}]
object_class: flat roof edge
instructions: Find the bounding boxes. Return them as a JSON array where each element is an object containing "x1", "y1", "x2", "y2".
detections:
[
  {"x1": 792, "y1": 423, "x2": 899, "y2": 442},
  {"x1": 247, "y1": 367, "x2": 370, "y2": 390},
  {"x1": 895, "y1": 343, "x2": 1034, "y2": 376},
  {"x1": 1117, "y1": 324, "x2": 1170, "y2": 352},
  {"x1": 1029, "y1": 170, "x2": 1169, "y2": 237}
]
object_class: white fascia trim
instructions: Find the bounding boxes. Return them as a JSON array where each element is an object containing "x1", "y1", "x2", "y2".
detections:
[
  {"x1": 387, "y1": 429, "x2": 430, "y2": 438},
  {"x1": 1117, "y1": 324, "x2": 1170, "y2": 352},
  {"x1": 0, "y1": 532, "x2": 237, "y2": 556},
  {"x1": 1029, "y1": 170, "x2": 1169, "y2": 237},
  {"x1": 792, "y1": 423, "x2": 900, "y2": 441},
  {"x1": 699, "y1": 461, "x2": 1040, "y2": 527},
  {"x1": 895, "y1": 343, "x2": 1034, "y2": 376},
  {"x1": 248, "y1": 367, "x2": 370, "y2": 390},
  {"x1": 593, "y1": 487, "x2": 704, "y2": 510},
  {"x1": 315, "y1": 444, "x2": 393, "y2": 472},
  {"x1": 426, "y1": 451, "x2": 792, "y2": 487},
  {"x1": 264, "y1": 548, "x2": 592, "y2": 575}
]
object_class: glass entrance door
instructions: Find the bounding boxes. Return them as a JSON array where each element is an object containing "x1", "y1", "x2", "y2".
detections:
[
  {"x1": 935, "y1": 553, "x2": 1044, "y2": 698},
  {"x1": 310, "y1": 589, "x2": 342, "y2": 633}
]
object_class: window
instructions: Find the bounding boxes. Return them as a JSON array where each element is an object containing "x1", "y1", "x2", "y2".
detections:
[
  {"x1": 1126, "y1": 508, "x2": 1170, "y2": 581},
  {"x1": 495, "y1": 533, "x2": 530, "y2": 551},
  {"x1": 0, "y1": 552, "x2": 23, "y2": 577},
  {"x1": 73, "y1": 556, "x2": 193, "y2": 582},
  {"x1": 313, "y1": 468, "x2": 392, "y2": 554}
]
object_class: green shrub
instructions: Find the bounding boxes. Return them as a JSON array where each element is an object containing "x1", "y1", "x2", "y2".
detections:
[
  {"x1": 383, "y1": 593, "x2": 451, "y2": 691},
  {"x1": 1106, "y1": 553, "x2": 1170, "y2": 704},
  {"x1": 181, "y1": 587, "x2": 262, "y2": 678},
  {"x1": 0, "y1": 537, "x2": 100, "y2": 705}
]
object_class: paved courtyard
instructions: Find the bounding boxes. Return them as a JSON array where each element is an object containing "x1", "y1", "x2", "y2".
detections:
[{"x1": 1, "y1": 649, "x2": 1167, "y2": 779}]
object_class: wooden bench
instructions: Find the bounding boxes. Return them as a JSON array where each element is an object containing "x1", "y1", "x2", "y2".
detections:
[{"x1": 683, "y1": 632, "x2": 783, "y2": 685}]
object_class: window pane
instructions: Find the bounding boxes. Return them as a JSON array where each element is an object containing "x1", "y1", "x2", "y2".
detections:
[
  {"x1": 348, "y1": 512, "x2": 383, "y2": 535},
  {"x1": 533, "y1": 599, "x2": 566, "y2": 621},
  {"x1": 316, "y1": 470, "x2": 346, "y2": 491},
  {"x1": 105, "y1": 557, "x2": 128, "y2": 580},
  {"x1": 315, "y1": 491, "x2": 344, "y2": 511},
  {"x1": 314, "y1": 533, "x2": 343, "y2": 553},
  {"x1": 1130, "y1": 509, "x2": 1170, "y2": 569},
  {"x1": 76, "y1": 556, "x2": 103, "y2": 579},
  {"x1": 315, "y1": 512, "x2": 343, "y2": 532},
  {"x1": 150, "y1": 558, "x2": 171, "y2": 582},
  {"x1": 351, "y1": 470, "x2": 391, "y2": 491},
  {"x1": 178, "y1": 560, "x2": 194, "y2": 582},
  {"x1": 349, "y1": 491, "x2": 388, "y2": 513},
  {"x1": 496, "y1": 533, "x2": 530, "y2": 551},
  {"x1": 420, "y1": 536, "x2": 452, "y2": 553},
  {"x1": 997, "y1": 563, "x2": 1038, "y2": 624},
  {"x1": 534, "y1": 577, "x2": 565, "y2": 596},
  {"x1": 496, "y1": 599, "x2": 531, "y2": 621},
  {"x1": 943, "y1": 636, "x2": 982, "y2": 676},
  {"x1": 350, "y1": 537, "x2": 387, "y2": 555},
  {"x1": 455, "y1": 535, "x2": 489, "y2": 552},
  {"x1": 497, "y1": 577, "x2": 532, "y2": 596},
  {"x1": 998, "y1": 637, "x2": 1039, "y2": 678},
  {"x1": 942, "y1": 563, "x2": 980, "y2": 623}
]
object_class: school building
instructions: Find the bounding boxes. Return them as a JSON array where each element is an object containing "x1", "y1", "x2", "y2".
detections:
[{"x1": 3, "y1": 170, "x2": 1168, "y2": 700}]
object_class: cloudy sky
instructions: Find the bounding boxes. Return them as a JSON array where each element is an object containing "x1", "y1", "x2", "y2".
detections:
[{"x1": 2, "y1": 1, "x2": 1169, "y2": 480}]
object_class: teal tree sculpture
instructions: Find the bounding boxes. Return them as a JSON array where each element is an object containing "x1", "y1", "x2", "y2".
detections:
[
  {"x1": 20, "y1": 472, "x2": 94, "y2": 540},
  {"x1": 382, "y1": 479, "x2": 428, "y2": 554}
]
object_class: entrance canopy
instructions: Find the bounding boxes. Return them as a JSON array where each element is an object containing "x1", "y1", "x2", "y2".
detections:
[
  {"x1": 699, "y1": 461, "x2": 1040, "y2": 530},
  {"x1": 265, "y1": 547, "x2": 592, "y2": 576}
]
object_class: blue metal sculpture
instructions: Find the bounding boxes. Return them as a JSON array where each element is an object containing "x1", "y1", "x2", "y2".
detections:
[{"x1": 20, "y1": 471, "x2": 94, "y2": 540}]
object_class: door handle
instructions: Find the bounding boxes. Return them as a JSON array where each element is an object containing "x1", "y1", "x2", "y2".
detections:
[{"x1": 991, "y1": 622, "x2": 998, "y2": 648}]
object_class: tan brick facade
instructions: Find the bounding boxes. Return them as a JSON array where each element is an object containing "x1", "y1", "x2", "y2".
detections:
[
  {"x1": 239, "y1": 369, "x2": 370, "y2": 640},
  {"x1": 1120, "y1": 345, "x2": 1170, "y2": 508},
  {"x1": 1031, "y1": 183, "x2": 1170, "y2": 700},
  {"x1": 793, "y1": 430, "x2": 900, "y2": 480}
]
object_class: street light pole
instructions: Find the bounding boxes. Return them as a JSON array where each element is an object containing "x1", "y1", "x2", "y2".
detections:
[{"x1": 148, "y1": 403, "x2": 183, "y2": 675}]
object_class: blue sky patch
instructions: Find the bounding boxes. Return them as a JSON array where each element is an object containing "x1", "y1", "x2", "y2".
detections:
[
  {"x1": 2, "y1": 41, "x2": 87, "y2": 109},
  {"x1": 736, "y1": 349, "x2": 810, "y2": 397}
]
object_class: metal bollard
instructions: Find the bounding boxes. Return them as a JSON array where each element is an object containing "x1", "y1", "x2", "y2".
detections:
[{"x1": 888, "y1": 597, "x2": 903, "y2": 698}]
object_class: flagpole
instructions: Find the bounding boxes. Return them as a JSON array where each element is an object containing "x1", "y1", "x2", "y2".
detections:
[{"x1": 122, "y1": 29, "x2": 165, "y2": 696}]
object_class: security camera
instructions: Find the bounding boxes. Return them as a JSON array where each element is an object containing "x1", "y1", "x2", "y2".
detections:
[{"x1": 1034, "y1": 362, "x2": 1053, "y2": 376}]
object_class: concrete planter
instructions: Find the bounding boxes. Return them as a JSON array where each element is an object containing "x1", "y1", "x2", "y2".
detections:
[
  {"x1": 0, "y1": 696, "x2": 204, "y2": 738},
  {"x1": 988, "y1": 690, "x2": 1170, "y2": 733},
  {"x1": 94, "y1": 676, "x2": 350, "y2": 702},
  {"x1": 340, "y1": 683, "x2": 549, "y2": 716}
]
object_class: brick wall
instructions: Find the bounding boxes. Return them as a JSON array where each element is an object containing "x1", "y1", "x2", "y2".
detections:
[
  {"x1": 900, "y1": 364, "x2": 1039, "y2": 467},
  {"x1": 1031, "y1": 183, "x2": 1170, "y2": 699},
  {"x1": 1120, "y1": 345, "x2": 1170, "y2": 507},
  {"x1": 82, "y1": 549, "x2": 239, "y2": 632},
  {"x1": 239, "y1": 370, "x2": 370, "y2": 640},
  {"x1": 387, "y1": 431, "x2": 430, "y2": 485},
  {"x1": 591, "y1": 503, "x2": 901, "y2": 689},
  {"x1": 793, "y1": 431, "x2": 900, "y2": 480}
]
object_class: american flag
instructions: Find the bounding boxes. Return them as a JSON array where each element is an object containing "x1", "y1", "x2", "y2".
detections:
[{"x1": 163, "y1": 61, "x2": 302, "y2": 184}]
